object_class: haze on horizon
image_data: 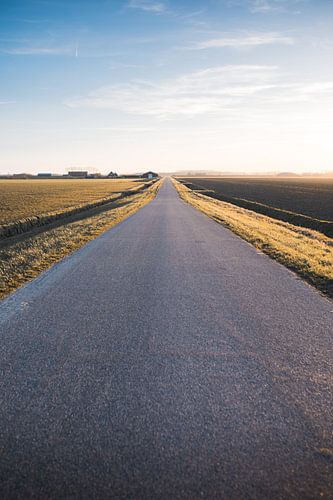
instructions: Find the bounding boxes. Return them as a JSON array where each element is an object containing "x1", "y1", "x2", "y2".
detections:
[{"x1": 1, "y1": 0, "x2": 333, "y2": 175}]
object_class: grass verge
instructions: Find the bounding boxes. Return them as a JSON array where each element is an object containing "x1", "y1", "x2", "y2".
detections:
[
  {"x1": 177, "y1": 179, "x2": 333, "y2": 238},
  {"x1": 173, "y1": 178, "x2": 333, "y2": 299},
  {"x1": 0, "y1": 180, "x2": 161, "y2": 299},
  {"x1": 0, "y1": 180, "x2": 153, "y2": 239}
]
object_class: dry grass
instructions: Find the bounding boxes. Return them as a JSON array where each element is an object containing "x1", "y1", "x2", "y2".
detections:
[
  {"x1": 177, "y1": 176, "x2": 333, "y2": 237},
  {"x1": 0, "y1": 180, "x2": 161, "y2": 299},
  {"x1": 173, "y1": 178, "x2": 333, "y2": 298},
  {"x1": 0, "y1": 178, "x2": 142, "y2": 224}
]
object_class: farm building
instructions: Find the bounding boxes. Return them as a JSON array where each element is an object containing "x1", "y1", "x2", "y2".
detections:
[
  {"x1": 12, "y1": 173, "x2": 34, "y2": 179},
  {"x1": 68, "y1": 171, "x2": 88, "y2": 178},
  {"x1": 87, "y1": 173, "x2": 102, "y2": 178},
  {"x1": 37, "y1": 173, "x2": 52, "y2": 178},
  {"x1": 142, "y1": 171, "x2": 158, "y2": 179},
  {"x1": 107, "y1": 171, "x2": 118, "y2": 178}
]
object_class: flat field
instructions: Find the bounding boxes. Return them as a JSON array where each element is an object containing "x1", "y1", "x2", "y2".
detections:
[
  {"x1": 178, "y1": 177, "x2": 333, "y2": 236},
  {"x1": 0, "y1": 180, "x2": 161, "y2": 298},
  {"x1": 173, "y1": 178, "x2": 333, "y2": 298},
  {"x1": 0, "y1": 179, "x2": 142, "y2": 225}
]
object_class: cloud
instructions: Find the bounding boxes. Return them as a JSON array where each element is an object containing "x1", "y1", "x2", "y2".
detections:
[
  {"x1": 251, "y1": 0, "x2": 283, "y2": 12},
  {"x1": 66, "y1": 64, "x2": 333, "y2": 120},
  {"x1": 300, "y1": 82, "x2": 333, "y2": 94},
  {"x1": 249, "y1": 0, "x2": 305, "y2": 13},
  {"x1": 2, "y1": 47, "x2": 71, "y2": 55},
  {"x1": 66, "y1": 65, "x2": 279, "y2": 118},
  {"x1": 109, "y1": 62, "x2": 145, "y2": 70},
  {"x1": 266, "y1": 81, "x2": 333, "y2": 103},
  {"x1": 192, "y1": 32, "x2": 294, "y2": 49},
  {"x1": 127, "y1": 0, "x2": 166, "y2": 13},
  {"x1": 79, "y1": 127, "x2": 155, "y2": 132},
  {"x1": 228, "y1": 0, "x2": 305, "y2": 14}
]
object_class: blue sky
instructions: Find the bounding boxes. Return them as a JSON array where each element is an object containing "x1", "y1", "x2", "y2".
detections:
[{"x1": 1, "y1": 0, "x2": 333, "y2": 174}]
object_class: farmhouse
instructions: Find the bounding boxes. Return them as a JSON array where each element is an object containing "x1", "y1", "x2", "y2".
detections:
[
  {"x1": 107, "y1": 171, "x2": 118, "y2": 178},
  {"x1": 142, "y1": 171, "x2": 158, "y2": 179}
]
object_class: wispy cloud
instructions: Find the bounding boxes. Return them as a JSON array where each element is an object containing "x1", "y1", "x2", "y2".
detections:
[
  {"x1": 266, "y1": 81, "x2": 333, "y2": 103},
  {"x1": 191, "y1": 32, "x2": 294, "y2": 49},
  {"x1": 127, "y1": 0, "x2": 166, "y2": 13},
  {"x1": 66, "y1": 65, "x2": 279, "y2": 118},
  {"x1": 251, "y1": 0, "x2": 283, "y2": 12},
  {"x1": 109, "y1": 62, "x2": 145, "y2": 70},
  {"x1": 249, "y1": 0, "x2": 305, "y2": 14},
  {"x1": 2, "y1": 47, "x2": 71, "y2": 55},
  {"x1": 66, "y1": 64, "x2": 333, "y2": 120},
  {"x1": 228, "y1": 0, "x2": 305, "y2": 14},
  {"x1": 79, "y1": 126, "x2": 155, "y2": 133}
]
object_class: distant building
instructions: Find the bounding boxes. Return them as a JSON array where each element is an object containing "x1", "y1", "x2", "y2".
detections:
[
  {"x1": 276, "y1": 172, "x2": 299, "y2": 177},
  {"x1": 88, "y1": 173, "x2": 102, "y2": 178},
  {"x1": 13, "y1": 173, "x2": 34, "y2": 179},
  {"x1": 107, "y1": 171, "x2": 118, "y2": 178},
  {"x1": 37, "y1": 173, "x2": 52, "y2": 178},
  {"x1": 142, "y1": 171, "x2": 158, "y2": 179},
  {"x1": 68, "y1": 171, "x2": 88, "y2": 178},
  {"x1": 120, "y1": 174, "x2": 142, "y2": 179}
]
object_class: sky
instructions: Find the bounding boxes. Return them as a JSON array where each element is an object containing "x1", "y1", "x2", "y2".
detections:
[{"x1": 1, "y1": 0, "x2": 333, "y2": 175}]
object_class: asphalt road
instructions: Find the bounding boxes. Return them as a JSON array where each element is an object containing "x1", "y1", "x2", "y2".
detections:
[{"x1": 0, "y1": 178, "x2": 332, "y2": 499}]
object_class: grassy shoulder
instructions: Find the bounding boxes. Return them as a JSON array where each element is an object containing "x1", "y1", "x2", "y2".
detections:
[
  {"x1": 177, "y1": 177, "x2": 333, "y2": 238},
  {"x1": 0, "y1": 180, "x2": 152, "y2": 239},
  {"x1": 173, "y1": 178, "x2": 333, "y2": 299},
  {"x1": 0, "y1": 180, "x2": 162, "y2": 299}
]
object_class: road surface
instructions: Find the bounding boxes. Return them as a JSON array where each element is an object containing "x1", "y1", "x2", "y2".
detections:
[{"x1": 0, "y1": 178, "x2": 332, "y2": 499}]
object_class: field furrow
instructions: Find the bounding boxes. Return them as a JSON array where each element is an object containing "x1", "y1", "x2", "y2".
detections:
[{"x1": 178, "y1": 177, "x2": 333, "y2": 236}]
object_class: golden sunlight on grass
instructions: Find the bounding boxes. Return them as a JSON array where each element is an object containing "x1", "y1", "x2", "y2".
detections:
[
  {"x1": 173, "y1": 178, "x2": 333, "y2": 298},
  {"x1": 0, "y1": 180, "x2": 161, "y2": 299},
  {"x1": 0, "y1": 178, "x2": 143, "y2": 224}
]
